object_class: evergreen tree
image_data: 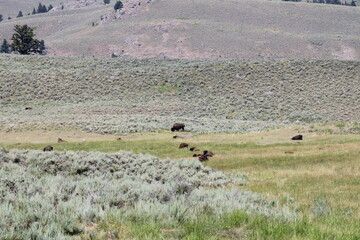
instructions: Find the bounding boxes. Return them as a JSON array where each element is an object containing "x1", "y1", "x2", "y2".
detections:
[
  {"x1": 39, "y1": 40, "x2": 46, "y2": 55},
  {"x1": 0, "y1": 14, "x2": 3, "y2": 22},
  {"x1": 104, "y1": 0, "x2": 111, "y2": 4},
  {"x1": 48, "y1": 4, "x2": 53, "y2": 11},
  {"x1": 32, "y1": 8, "x2": 37, "y2": 14},
  {"x1": 8, "y1": 17, "x2": 11, "y2": 20},
  {"x1": 17, "y1": 11, "x2": 23, "y2": 18},
  {"x1": 10, "y1": 25, "x2": 41, "y2": 55},
  {"x1": 114, "y1": 1, "x2": 123, "y2": 10},
  {"x1": 42, "y1": 5, "x2": 48, "y2": 13},
  {"x1": 37, "y1": 3, "x2": 47, "y2": 13},
  {"x1": 0, "y1": 39, "x2": 10, "y2": 53},
  {"x1": 351, "y1": 0, "x2": 356, "y2": 6}
]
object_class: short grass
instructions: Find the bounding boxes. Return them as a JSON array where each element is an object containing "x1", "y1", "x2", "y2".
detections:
[{"x1": 2, "y1": 127, "x2": 359, "y2": 239}]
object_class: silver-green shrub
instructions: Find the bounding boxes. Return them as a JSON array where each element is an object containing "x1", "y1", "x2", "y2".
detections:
[{"x1": 0, "y1": 148, "x2": 296, "y2": 238}]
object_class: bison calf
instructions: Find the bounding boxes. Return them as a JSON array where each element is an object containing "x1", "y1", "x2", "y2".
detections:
[
  {"x1": 291, "y1": 135, "x2": 303, "y2": 140},
  {"x1": 43, "y1": 145, "x2": 53, "y2": 152}
]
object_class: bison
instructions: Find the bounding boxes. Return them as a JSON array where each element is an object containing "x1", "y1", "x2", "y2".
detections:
[
  {"x1": 203, "y1": 150, "x2": 214, "y2": 157},
  {"x1": 171, "y1": 123, "x2": 185, "y2": 132},
  {"x1": 198, "y1": 155, "x2": 208, "y2": 162},
  {"x1": 291, "y1": 135, "x2": 303, "y2": 140},
  {"x1": 190, "y1": 147, "x2": 200, "y2": 151},
  {"x1": 25, "y1": 107, "x2": 32, "y2": 110},
  {"x1": 179, "y1": 143, "x2": 189, "y2": 148},
  {"x1": 58, "y1": 138, "x2": 66, "y2": 143},
  {"x1": 193, "y1": 154, "x2": 202, "y2": 157},
  {"x1": 117, "y1": 138, "x2": 122, "y2": 141},
  {"x1": 43, "y1": 145, "x2": 53, "y2": 152}
]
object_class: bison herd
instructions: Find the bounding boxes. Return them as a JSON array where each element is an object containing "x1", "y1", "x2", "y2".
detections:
[{"x1": 42, "y1": 123, "x2": 304, "y2": 163}]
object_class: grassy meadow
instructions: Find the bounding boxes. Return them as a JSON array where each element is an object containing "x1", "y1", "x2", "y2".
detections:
[{"x1": 1, "y1": 125, "x2": 359, "y2": 239}]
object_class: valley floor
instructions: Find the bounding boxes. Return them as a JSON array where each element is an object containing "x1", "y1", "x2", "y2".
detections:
[{"x1": 1, "y1": 126, "x2": 359, "y2": 239}]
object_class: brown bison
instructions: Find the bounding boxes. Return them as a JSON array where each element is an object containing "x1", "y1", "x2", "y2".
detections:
[
  {"x1": 198, "y1": 155, "x2": 209, "y2": 162},
  {"x1": 58, "y1": 138, "x2": 66, "y2": 143},
  {"x1": 291, "y1": 135, "x2": 303, "y2": 140},
  {"x1": 117, "y1": 138, "x2": 122, "y2": 141},
  {"x1": 25, "y1": 107, "x2": 32, "y2": 110},
  {"x1": 179, "y1": 143, "x2": 189, "y2": 148},
  {"x1": 190, "y1": 147, "x2": 200, "y2": 151},
  {"x1": 171, "y1": 123, "x2": 185, "y2": 132},
  {"x1": 203, "y1": 150, "x2": 214, "y2": 157},
  {"x1": 43, "y1": 145, "x2": 53, "y2": 152}
]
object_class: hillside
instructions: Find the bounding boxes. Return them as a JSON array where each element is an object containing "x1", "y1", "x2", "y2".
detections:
[
  {"x1": 0, "y1": 55, "x2": 359, "y2": 133},
  {"x1": 1, "y1": 0, "x2": 360, "y2": 59}
]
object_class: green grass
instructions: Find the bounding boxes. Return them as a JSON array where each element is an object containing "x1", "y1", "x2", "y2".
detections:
[{"x1": 2, "y1": 130, "x2": 359, "y2": 239}]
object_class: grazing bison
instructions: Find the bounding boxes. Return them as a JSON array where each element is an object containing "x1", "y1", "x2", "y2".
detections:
[
  {"x1": 43, "y1": 145, "x2": 53, "y2": 152},
  {"x1": 25, "y1": 107, "x2": 32, "y2": 110},
  {"x1": 58, "y1": 138, "x2": 66, "y2": 143},
  {"x1": 179, "y1": 143, "x2": 189, "y2": 148},
  {"x1": 291, "y1": 135, "x2": 303, "y2": 140},
  {"x1": 117, "y1": 138, "x2": 122, "y2": 141},
  {"x1": 203, "y1": 150, "x2": 214, "y2": 157},
  {"x1": 198, "y1": 155, "x2": 208, "y2": 162},
  {"x1": 190, "y1": 147, "x2": 200, "y2": 151},
  {"x1": 171, "y1": 123, "x2": 185, "y2": 132}
]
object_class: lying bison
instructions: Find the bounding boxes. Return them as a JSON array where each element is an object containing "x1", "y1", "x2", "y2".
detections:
[
  {"x1": 171, "y1": 123, "x2": 185, "y2": 132},
  {"x1": 203, "y1": 150, "x2": 214, "y2": 157},
  {"x1": 179, "y1": 143, "x2": 189, "y2": 148},
  {"x1": 43, "y1": 145, "x2": 53, "y2": 152},
  {"x1": 190, "y1": 147, "x2": 200, "y2": 151},
  {"x1": 58, "y1": 138, "x2": 66, "y2": 143},
  {"x1": 291, "y1": 135, "x2": 303, "y2": 141},
  {"x1": 198, "y1": 155, "x2": 209, "y2": 162}
]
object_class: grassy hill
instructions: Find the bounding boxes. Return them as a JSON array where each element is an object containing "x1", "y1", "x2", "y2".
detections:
[
  {"x1": 1, "y1": 54, "x2": 359, "y2": 134},
  {"x1": 1, "y1": 0, "x2": 360, "y2": 59}
]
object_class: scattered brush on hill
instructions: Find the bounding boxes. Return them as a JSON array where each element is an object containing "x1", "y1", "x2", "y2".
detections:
[
  {"x1": 0, "y1": 148, "x2": 296, "y2": 239},
  {"x1": 0, "y1": 55, "x2": 359, "y2": 133}
]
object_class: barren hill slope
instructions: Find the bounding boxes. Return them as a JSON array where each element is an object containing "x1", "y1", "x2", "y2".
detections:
[{"x1": 1, "y1": 0, "x2": 360, "y2": 59}]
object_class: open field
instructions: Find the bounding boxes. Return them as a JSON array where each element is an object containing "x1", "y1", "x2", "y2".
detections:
[
  {"x1": 1, "y1": 126, "x2": 359, "y2": 239},
  {"x1": 1, "y1": 0, "x2": 360, "y2": 59}
]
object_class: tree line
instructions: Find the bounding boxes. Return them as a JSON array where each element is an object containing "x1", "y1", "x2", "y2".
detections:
[{"x1": 1, "y1": 25, "x2": 46, "y2": 55}]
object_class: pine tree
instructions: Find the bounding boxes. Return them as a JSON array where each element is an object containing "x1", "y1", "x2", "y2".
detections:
[
  {"x1": 104, "y1": 0, "x2": 111, "y2": 4},
  {"x1": 114, "y1": 1, "x2": 123, "y2": 10},
  {"x1": 42, "y1": 5, "x2": 48, "y2": 13},
  {"x1": 32, "y1": 8, "x2": 37, "y2": 14},
  {"x1": 0, "y1": 14, "x2": 3, "y2": 22},
  {"x1": 17, "y1": 11, "x2": 23, "y2": 18},
  {"x1": 10, "y1": 25, "x2": 41, "y2": 55},
  {"x1": 48, "y1": 4, "x2": 53, "y2": 11},
  {"x1": 0, "y1": 39, "x2": 10, "y2": 53},
  {"x1": 351, "y1": 0, "x2": 356, "y2": 6}
]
